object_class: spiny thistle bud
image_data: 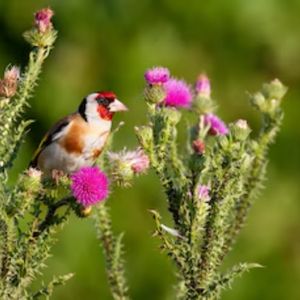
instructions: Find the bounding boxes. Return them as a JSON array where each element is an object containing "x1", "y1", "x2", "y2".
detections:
[
  {"x1": 24, "y1": 7, "x2": 57, "y2": 47},
  {"x1": 144, "y1": 84, "x2": 166, "y2": 104},
  {"x1": 250, "y1": 79, "x2": 287, "y2": 116},
  {"x1": 192, "y1": 139, "x2": 205, "y2": 155},
  {"x1": 262, "y1": 79, "x2": 287, "y2": 101},
  {"x1": 197, "y1": 185, "x2": 211, "y2": 202},
  {"x1": 35, "y1": 8, "x2": 54, "y2": 33},
  {"x1": 192, "y1": 74, "x2": 216, "y2": 114},
  {"x1": 108, "y1": 148, "x2": 150, "y2": 187},
  {"x1": 250, "y1": 92, "x2": 266, "y2": 111},
  {"x1": 230, "y1": 119, "x2": 251, "y2": 141},
  {"x1": 166, "y1": 107, "x2": 182, "y2": 125},
  {"x1": 195, "y1": 74, "x2": 211, "y2": 98},
  {"x1": 0, "y1": 66, "x2": 20, "y2": 98},
  {"x1": 23, "y1": 167, "x2": 43, "y2": 192}
]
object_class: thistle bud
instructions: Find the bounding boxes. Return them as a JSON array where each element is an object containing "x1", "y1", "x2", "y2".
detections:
[
  {"x1": 262, "y1": 79, "x2": 287, "y2": 101},
  {"x1": 144, "y1": 84, "x2": 166, "y2": 104},
  {"x1": 195, "y1": 74, "x2": 211, "y2": 98},
  {"x1": 0, "y1": 66, "x2": 20, "y2": 98},
  {"x1": 250, "y1": 92, "x2": 266, "y2": 111},
  {"x1": 166, "y1": 107, "x2": 182, "y2": 125},
  {"x1": 35, "y1": 8, "x2": 54, "y2": 33},
  {"x1": 192, "y1": 139, "x2": 205, "y2": 155},
  {"x1": 192, "y1": 74, "x2": 216, "y2": 114},
  {"x1": 230, "y1": 119, "x2": 251, "y2": 141},
  {"x1": 250, "y1": 80, "x2": 287, "y2": 116},
  {"x1": 23, "y1": 167, "x2": 43, "y2": 192},
  {"x1": 107, "y1": 148, "x2": 150, "y2": 187},
  {"x1": 23, "y1": 7, "x2": 57, "y2": 47}
]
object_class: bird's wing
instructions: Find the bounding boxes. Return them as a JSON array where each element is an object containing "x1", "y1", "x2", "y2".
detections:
[{"x1": 29, "y1": 114, "x2": 75, "y2": 168}]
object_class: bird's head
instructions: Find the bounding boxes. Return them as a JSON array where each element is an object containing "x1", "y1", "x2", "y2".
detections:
[{"x1": 78, "y1": 91, "x2": 128, "y2": 122}]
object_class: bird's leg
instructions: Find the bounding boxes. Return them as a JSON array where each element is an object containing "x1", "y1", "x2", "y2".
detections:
[{"x1": 51, "y1": 169, "x2": 65, "y2": 184}]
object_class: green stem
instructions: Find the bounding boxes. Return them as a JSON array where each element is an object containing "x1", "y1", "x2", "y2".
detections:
[
  {"x1": 94, "y1": 203, "x2": 129, "y2": 300},
  {"x1": 34, "y1": 196, "x2": 72, "y2": 237}
]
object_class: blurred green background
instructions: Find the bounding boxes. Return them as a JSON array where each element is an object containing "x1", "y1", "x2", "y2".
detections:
[{"x1": 0, "y1": 0, "x2": 299, "y2": 299}]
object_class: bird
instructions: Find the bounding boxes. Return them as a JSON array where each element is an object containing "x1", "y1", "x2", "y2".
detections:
[{"x1": 29, "y1": 91, "x2": 128, "y2": 177}]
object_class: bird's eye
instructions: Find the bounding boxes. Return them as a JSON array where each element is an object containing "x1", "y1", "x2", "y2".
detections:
[{"x1": 96, "y1": 97, "x2": 110, "y2": 107}]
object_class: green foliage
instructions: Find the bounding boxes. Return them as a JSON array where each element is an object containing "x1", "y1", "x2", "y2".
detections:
[
  {"x1": 94, "y1": 204, "x2": 129, "y2": 300},
  {"x1": 0, "y1": 14, "x2": 74, "y2": 299},
  {"x1": 0, "y1": 2, "x2": 297, "y2": 298},
  {"x1": 136, "y1": 78, "x2": 287, "y2": 299},
  {"x1": 0, "y1": 9, "x2": 131, "y2": 299}
]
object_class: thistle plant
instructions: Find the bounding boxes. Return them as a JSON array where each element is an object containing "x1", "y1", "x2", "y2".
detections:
[
  {"x1": 134, "y1": 67, "x2": 287, "y2": 299},
  {"x1": 0, "y1": 8, "x2": 130, "y2": 299},
  {"x1": 0, "y1": 6, "x2": 288, "y2": 300}
]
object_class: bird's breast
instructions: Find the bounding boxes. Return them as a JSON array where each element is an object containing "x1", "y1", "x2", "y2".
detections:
[{"x1": 59, "y1": 116, "x2": 111, "y2": 157}]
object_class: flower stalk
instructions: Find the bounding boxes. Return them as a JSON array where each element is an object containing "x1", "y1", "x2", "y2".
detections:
[
  {"x1": 94, "y1": 204, "x2": 129, "y2": 300},
  {"x1": 136, "y1": 67, "x2": 287, "y2": 299}
]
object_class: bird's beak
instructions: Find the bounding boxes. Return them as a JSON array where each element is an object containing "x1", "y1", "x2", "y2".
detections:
[{"x1": 109, "y1": 99, "x2": 128, "y2": 112}]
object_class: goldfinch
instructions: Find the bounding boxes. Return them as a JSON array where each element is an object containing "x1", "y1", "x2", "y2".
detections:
[{"x1": 30, "y1": 91, "x2": 127, "y2": 176}]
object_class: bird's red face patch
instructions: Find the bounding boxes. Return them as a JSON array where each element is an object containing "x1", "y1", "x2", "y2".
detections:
[
  {"x1": 97, "y1": 105, "x2": 113, "y2": 120},
  {"x1": 95, "y1": 91, "x2": 116, "y2": 120}
]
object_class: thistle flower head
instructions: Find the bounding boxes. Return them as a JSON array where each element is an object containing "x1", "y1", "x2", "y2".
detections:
[
  {"x1": 34, "y1": 8, "x2": 54, "y2": 33},
  {"x1": 164, "y1": 78, "x2": 193, "y2": 108},
  {"x1": 197, "y1": 185, "x2": 211, "y2": 202},
  {"x1": 108, "y1": 148, "x2": 150, "y2": 174},
  {"x1": 144, "y1": 67, "x2": 170, "y2": 85},
  {"x1": 195, "y1": 74, "x2": 211, "y2": 97},
  {"x1": 27, "y1": 167, "x2": 42, "y2": 180},
  {"x1": 204, "y1": 113, "x2": 228, "y2": 136},
  {"x1": 130, "y1": 149, "x2": 150, "y2": 173},
  {"x1": 0, "y1": 66, "x2": 20, "y2": 98},
  {"x1": 108, "y1": 148, "x2": 150, "y2": 187},
  {"x1": 23, "y1": 167, "x2": 43, "y2": 192},
  {"x1": 71, "y1": 167, "x2": 109, "y2": 207}
]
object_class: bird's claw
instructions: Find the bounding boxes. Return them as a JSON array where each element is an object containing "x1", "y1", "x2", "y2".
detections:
[{"x1": 51, "y1": 169, "x2": 65, "y2": 185}]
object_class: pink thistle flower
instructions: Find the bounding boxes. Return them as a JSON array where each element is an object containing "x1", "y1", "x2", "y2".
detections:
[
  {"x1": 204, "y1": 113, "x2": 229, "y2": 136},
  {"x1": 0, "y1": 66, "x2": 20, "y2": 98},
  {"x1": 144, "y1": 67, "x2": 170, "y2": 85},
  {"x1": 197, "y1": 185, "x2": 210, "y2": 202},
  {"x1": 34, "y1": 8, "x2": 54, "y2": 33},
  {"x1": 71, "y1": 167, "x2": 109, "y2": 207},
  {"x1": 164, "y1": 78, "x2": 193, "y2": 108},
  {"x1": 195, "y1": 74, "x2": 211, "y2": 97},
  {"x1": 131, "y1": 149, "x2": 150, "y2": 173},
  {"x1": 108, "y1": 148, "x2": 150, "y2": 174}
]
